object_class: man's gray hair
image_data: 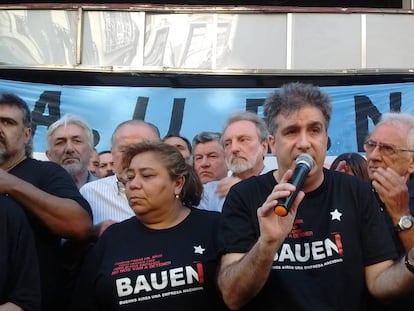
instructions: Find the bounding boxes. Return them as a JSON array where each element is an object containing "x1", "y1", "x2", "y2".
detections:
[
  {"x1": 378, "y1": 112, "x2": 414, "y2": 149},
  {"x1": 222, "y1": 111, "x2": 268, "y2": 143},
  {"x1": 46, "y1": 114, "x2": 94, "y2": 148}
]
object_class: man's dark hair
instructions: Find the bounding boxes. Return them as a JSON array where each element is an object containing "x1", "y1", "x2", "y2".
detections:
[
  {"x1": 163, "y1": 134, "x2": 192, "y2": 154},
  {"x1": 0, "y1": 93, "x2": 33, "y2": 157},
  {"x1": 98, "y1": 150, "x2": 111, "y2": 156},
  {"x1": 192, "y1": 131, "x2": 222, "y2": 149},
  {"x1": 0, "y1": 93, "x2": 32, "y2": 128},
  {"x1": 264, "y1": 82, "x2": 332, "y2": 136}
]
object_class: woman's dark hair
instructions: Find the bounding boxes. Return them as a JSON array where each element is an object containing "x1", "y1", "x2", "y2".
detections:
[
  {"x1": 121, "y1": 141, "x2": 203, "y2": 207},
  {"x1": 330, "y1": 152, "x2": 369, "y2": 181}
]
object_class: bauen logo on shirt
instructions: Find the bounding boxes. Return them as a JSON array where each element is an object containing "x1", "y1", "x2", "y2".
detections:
[
  {"x1": 112, "y1": 254, "x2": 205, "y2": 305},
  {"x1": 272, "y1": 211, "x2": 344, "y2": 270}
]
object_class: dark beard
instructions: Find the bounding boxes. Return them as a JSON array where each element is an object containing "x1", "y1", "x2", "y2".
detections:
[{"x1": 0, "y1": 150, "x2": 12, "y2": 167}]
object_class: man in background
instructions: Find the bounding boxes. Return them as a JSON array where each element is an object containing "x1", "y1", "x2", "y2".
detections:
[
  {"x1": 197, "y1": 111, "x2": 269, "y2": 212},
  {"x1": 365, "y1": 112, "x2": 414, "y2": 309},
  {"x1": 46, "y1": 114, "x2": 97, "y2": 189},
  {"x1": 163, "y1": 134, "x2": 193, "y2": 164},
  {"x1": 192, "y1": 131, "x2": 228, "y2": 184},
  {"x1": 97, "y1": 150, "x2": 114, "y2": 178},
  {"x1": 88, "y1": 148, "x2": 100, "y2": 177}
]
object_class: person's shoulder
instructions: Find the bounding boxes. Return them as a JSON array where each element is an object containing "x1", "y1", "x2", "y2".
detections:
[
  {"x1": 18, "y1": 158, "x2": 57, "y2": 170},
  {"x1": 80, "y1": 175, "x2": 117, "y2": 191},
  {"x1": 203, "y1": 180, "x2": 220, "y2": 190},
  {"x1": 191, "y1": 207, "x2": 220, "y2": 219},
  {"x1": 25, "y1": 158, "x2": 60, "y2": 168},
  {"x1": 188, "y1": 208, "x2": 221, "y2": 228},
  {"x1": 326, "y1": 168, "x2": 368, "y2": 182},
  {"x1": 233, "y1": 170, "x2": 276, "y2": 191},
  {"x1": 99, "y1": 216, "x2": 136, "y2": 238},
  {"x1": 325, "y1": 168, "x2": 372, "y2": 189},
  {"x1": 22, "y1": 158, "x2": 73, "y2": 177}
]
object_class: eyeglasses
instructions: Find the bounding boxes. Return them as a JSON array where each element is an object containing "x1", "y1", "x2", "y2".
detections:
[{"x1": 363, "y1": 139, "x2": 414, "y2": 156}]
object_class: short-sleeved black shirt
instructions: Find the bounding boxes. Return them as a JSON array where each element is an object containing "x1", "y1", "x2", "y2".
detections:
[{"x1": 219, "y1": 169, "x2": 397, "y2": 311}]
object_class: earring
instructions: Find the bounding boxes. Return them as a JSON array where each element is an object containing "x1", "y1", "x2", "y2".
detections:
[{"x1": 175, "y1": 194, "x2": 179, "y2": 199}]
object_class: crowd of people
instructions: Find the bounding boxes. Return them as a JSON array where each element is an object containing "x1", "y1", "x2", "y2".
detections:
[{"x1": 1, "y1": 82, "x2": 414, "y2": 311}]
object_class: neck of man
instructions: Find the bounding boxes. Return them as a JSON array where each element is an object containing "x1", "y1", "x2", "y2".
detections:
[
  {"x1": 71, "y1": 169, "x2": 89, "y2": 189},
  {"x1": 234, "y1": 162, "x2": 264, "y2": 180},
  {"x1": 1, "y1": 151, "x2": 27, "y2": 172}
]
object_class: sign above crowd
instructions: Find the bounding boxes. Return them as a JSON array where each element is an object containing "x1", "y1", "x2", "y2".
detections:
[{"x1": 1, "y1": 78, "x2": 413, "y2": 156}]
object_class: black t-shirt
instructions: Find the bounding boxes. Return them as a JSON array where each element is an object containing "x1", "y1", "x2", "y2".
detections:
[
  {"x1": 71, "y1": 208, "x2": 227, "y2": 311},
  {"x1": 0, "y1": 195, "x2": 41, "y2": 311},
  {"x1": 9, "y1": 158, "x2": 92, "y2": 311},
  {"x1": 219, "y1": 169, "x2": 397, "y2": 311}
]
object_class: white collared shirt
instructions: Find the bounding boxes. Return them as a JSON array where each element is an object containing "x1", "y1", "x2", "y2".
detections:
[{"x1": 80, "y1": 174, "x2": 135, "y2": 225}]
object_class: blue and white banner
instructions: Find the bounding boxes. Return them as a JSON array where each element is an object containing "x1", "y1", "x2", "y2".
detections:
[{"x1": 1, "y1": 79, "x2": 413, "y2": 156}]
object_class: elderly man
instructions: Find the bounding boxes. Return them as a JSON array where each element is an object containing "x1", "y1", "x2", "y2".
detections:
[
  {"x1": 0, "y1": 93, "x2": 92, "y2": 311},
  {"x1": 46, "y1": 114, "x2": 97, "y2": 189},
  {"x1": 365, "y1": 112, "x2": 414, "y2": 309},
  {"x1": 197, "y1": 111, "x2": 270, "y2": 212}
]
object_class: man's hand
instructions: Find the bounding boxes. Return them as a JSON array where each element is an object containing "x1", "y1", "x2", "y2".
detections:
[
  {"x1": 257, "y1": 169, "x2": 304, "y2": 244},
  {"x1": 217, "y1": 169, "x2": 304, "y2": 310},
  {"x1": 372, "y1": 167, "x2": 410, "y2": 219},
  {"x1": 215, "y1": 176, "x2": 242, "y2": 198},
  {"x1": 333, "y1": 160, "x2": 347, "y2": 173}
]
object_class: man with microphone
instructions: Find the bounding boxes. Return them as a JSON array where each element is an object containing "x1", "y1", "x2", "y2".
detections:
[{"x1": 217, "y1": 82, "x2": 414, "y2": 310}]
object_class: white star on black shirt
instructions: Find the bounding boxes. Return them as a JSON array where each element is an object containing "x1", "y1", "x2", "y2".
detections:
[
  {"x1": 330, "y1": 209, "x2": 342, "y2": 221},
  {"x1": 194, "y1": 245, "x2": 205, "y2": 254}
]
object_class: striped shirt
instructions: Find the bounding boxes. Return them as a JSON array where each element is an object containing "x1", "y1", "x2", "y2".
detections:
[{"x1": 80, "y1": 175, "x2": 135, "y2": 225}]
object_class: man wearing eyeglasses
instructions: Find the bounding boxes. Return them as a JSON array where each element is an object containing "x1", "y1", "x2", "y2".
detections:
[{"x1": 364, "y1": 111, "x2": 414, "y2": 309}]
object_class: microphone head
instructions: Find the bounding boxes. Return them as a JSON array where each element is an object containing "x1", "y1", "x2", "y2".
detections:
[{"x1": 295, "y1": 153, "x2": 315, "y2": 171}]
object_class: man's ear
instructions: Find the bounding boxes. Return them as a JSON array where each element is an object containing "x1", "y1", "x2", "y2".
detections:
[
  {"x1": 268, "y1": 135, "x2": 276, "y2": 155},
  {"x1": 407, "y1": 154, "x2": 414, "y2": 175},
  {"x1": 24, "y1": 127, "x2": 32, "y2": 142}
]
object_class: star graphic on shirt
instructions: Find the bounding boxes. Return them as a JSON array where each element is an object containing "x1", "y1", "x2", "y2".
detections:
[
  {"x1": 330, "y1": 209, "x2": 342, "y2": 221},
  {"x1": 194, "y1": 245, "x2": 205, "y2": 254}
]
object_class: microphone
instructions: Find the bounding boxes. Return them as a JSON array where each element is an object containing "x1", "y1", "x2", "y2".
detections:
[{"x1": 274, "y1": 153, "x2": 315, "y2": 217}]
